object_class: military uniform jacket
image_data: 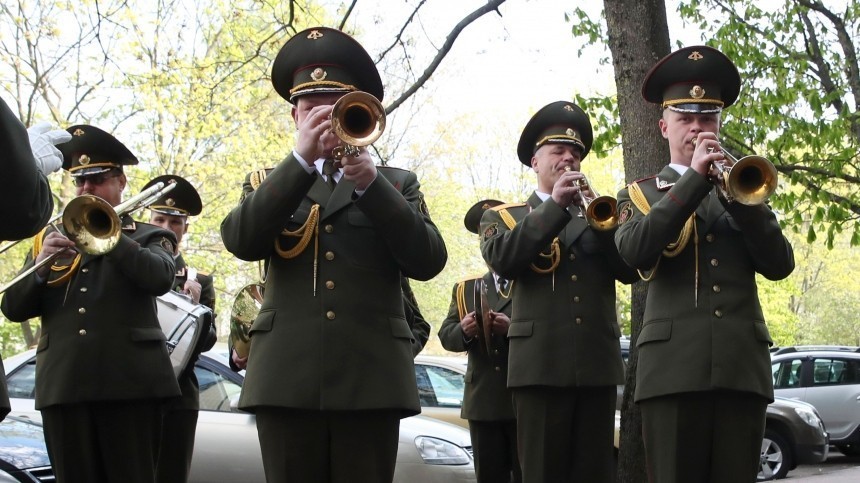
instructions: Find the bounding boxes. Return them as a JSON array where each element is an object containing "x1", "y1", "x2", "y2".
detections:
[
  {"x1": 614, "y1": 165, "x2": 795, "y2": 402},
  {"x1": 0, "y1": 97, "x2": 53, "y2": 241},
  {"x1": 438, "y1": 272, "x2": 514, "y2": 421},
  {"x1": 170, "y1": 253, "x2": 217, "y2": 410},
  {"x1": 220, "y1": 155, "x2": 447, "y2": 416},
  {"x1": 480, "y1": 193, "x2": 636, "y2": 388},
  {"x1": 0, "y1": 217, "x2": 181, "y2": 409}
]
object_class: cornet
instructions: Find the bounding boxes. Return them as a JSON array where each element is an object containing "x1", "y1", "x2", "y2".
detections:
[
  {"x1": 564, "y1": 167, "x2": 618, "y2": 231},
  {"x1": 330, "y1": 91, "x2": 386, "y2": 159},
  {"x1": 692, "y1": 136, "x2": 777, "y2": 206}
]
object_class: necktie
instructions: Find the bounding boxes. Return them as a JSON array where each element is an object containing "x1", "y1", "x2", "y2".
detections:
[
  {"x1": 498, "y1": 278, "x2": 508, "y2": 292},
  {"x1": 322, "y1": 159, "x2": 338, "y2": 191}
]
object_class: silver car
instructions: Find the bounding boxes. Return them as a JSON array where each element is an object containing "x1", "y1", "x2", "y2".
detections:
[{"x1": 3, "y1": 348, "x2": 476, "y2": 483}]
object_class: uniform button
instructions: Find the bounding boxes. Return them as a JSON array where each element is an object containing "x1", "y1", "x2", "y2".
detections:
[
  {"x1": 569, "y1": 254, "x2": 576, "y2": 261},
  {"x1": 571, "y1": 275, "x2": 578, "y2": 282},
  {"x1": 712, "y1": 285, "x2": 721, "y2": 293},
  {"x1": 326, "y1": 311, "x2": 336, "y2": 320},
  {"x1": 493, "y1": 349, "x2": 499, "y2": 355},
  {"x1": 714, "y1": 309, "x2": 723, "y2": 318},
  {"x1": 325, "y1": 251, "x2": 335, "y2": 261},
  {"x1": 573, "y1": 296, "x2": 580, "y2": 303},
  {"x1": 575, "y1": 317, "x2": 583, "y2": 324},
  {"x1": 324, "y1": 224, "x2": 333, "y2": 233},
  {"x1": 81, "y1": 268, "x2": 89, "y2": 273},
  {"x1": 325, "y1": 281, "x2": 335, "y2": 289},
  {"x1": 710, "y1": 258, "x2": 719, "y2": 267},
  {"x1": 78, "y1": 307, "x2": 86, "y2": 314},
  {"x1": 495, "y1": 366, "x2": 501, "y2": 372},
  {"x1": 706, "y1": 234, "x2": 715, "y2": 242},
  {"x1": 80, "y1": 287, "x2": 88, "y2": 293},
  {"x1": 79, "y1": 329, "x2": 87, "y2": 336}
]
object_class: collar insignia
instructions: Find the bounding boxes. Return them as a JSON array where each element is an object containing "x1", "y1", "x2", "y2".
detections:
[{"x1": 656, "y1": 177, "x2": 674, "y2": 190}]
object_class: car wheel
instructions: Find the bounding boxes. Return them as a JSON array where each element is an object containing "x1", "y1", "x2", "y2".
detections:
[
  {"x1": 837, "y1": 444, "x2": 860, "y2": 457},
  {"x1": 758, "y1": 429, "x2": 793, "y2": 481}
]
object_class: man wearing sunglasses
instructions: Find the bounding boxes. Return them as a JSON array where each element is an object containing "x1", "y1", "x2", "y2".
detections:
[{"x1": 1, "y1": 125, "x2": 181, "y2": 483}]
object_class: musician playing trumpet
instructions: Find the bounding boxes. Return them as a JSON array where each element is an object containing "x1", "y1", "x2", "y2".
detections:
[
  {"x1": 614, "y1": 46, "x2": 795, "y2": 483},
  {"x1": 1, "y1": 125, "x2": 180, "y2": 483}
]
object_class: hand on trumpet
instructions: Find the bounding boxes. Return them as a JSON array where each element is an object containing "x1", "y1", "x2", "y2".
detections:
[
  {"x1": 339, "y1": 148, "x2": 377, "y2": 191},
  {"x1": 551, "y1": 166, "x2": 592, "y2": 209},
  {"x1": 34, "y1": 231, "x2": 77, "y2": 278},
  {"x1": 293, "y1": 96, "x2": 340, "y2": 163},
  {"x1": 690, "y1": 132, "x2": 726, "y2": 178}
]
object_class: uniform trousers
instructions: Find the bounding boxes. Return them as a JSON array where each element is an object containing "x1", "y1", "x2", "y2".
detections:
[
  {"x1": 512, "y1": 385, "x2": 616, "y2": 483},
  {"x1": 155, "y1": 408, "x2": 198, "y2": 483},
  {"x1": 640, "y1": 390, "x2": 768, "y2": 483},
  {"x1": 255, "y1": 407, "x2": 400, "y2": 483},
  {"x1": 469, "y1": 419, "x2": 522, "y2": 483},
  {"x1": 41, "y1": 399, "x2": 163, "y2": 483}
]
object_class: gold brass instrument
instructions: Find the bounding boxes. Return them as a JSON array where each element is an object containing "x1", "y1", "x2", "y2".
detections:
[
  {"x1": 229, "y1": 282, "x2": 265, "y2": 359},
  {"x1": 692, "y1": 137, "x2": 777, "y2": 206},
  {"x1": 564, "y1": 167, "x2": 618, "y2": 231},
  {"x1": 0, "y1": 180, "x2": 177, "y2": 294},
  {"x1": 330, "y1": 91, "x2": 386, "y2": 159}
]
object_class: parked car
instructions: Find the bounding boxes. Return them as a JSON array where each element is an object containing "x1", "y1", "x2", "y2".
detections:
[
  {"x1": 0, "y1": 415, "x2": 52, "y2": 482},
  {"x1": 3, "y1": 348, "x2": 476, "y2": 483},
  {"x1": 619, "y1": 337, "x2": 829, "y2": 480},
  {"x1": 771, "y1": 345, "x2": 860, "y2": 456}
]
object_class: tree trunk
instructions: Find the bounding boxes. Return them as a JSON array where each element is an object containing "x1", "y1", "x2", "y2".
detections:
[{"x1": 602, "y1": 0, "x2": 671, "y2": 481}]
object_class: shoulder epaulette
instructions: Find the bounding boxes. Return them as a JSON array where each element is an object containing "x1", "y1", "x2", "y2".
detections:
[
  {"x1": 249, "y1": 168, "x2": 274, "y2": 191},
  {"x1": 489, "y1": 202, "x2": 526, "y2": 212},
  {"x1": 629, "y1": 174, "x2": 657, "y2": 186},
  {"x1": 456, "y1": 274, "x2": 484, "y2": 284}
]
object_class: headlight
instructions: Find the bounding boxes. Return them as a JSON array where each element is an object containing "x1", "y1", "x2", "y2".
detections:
[
  {"x1": 794, "y1": 407, "x2": 823, "y2": 428},
  {"x1": 414, "y1": 436, "x2": 471, "y2": 465}
]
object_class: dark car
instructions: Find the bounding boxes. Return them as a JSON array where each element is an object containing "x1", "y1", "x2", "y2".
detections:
[
  {"x1": 619, "y1": 337, "x2": 829, "y2": 481},
  {"x1": 0, "y1": 415, "x2": 52, "y2": 482}
]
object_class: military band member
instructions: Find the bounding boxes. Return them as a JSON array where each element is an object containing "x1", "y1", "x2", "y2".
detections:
[
  {"x1": 614, "y1": 46, "x2": 795, "y2": 482},
  {"x1": 480, "y1": 101, "x2": 637, "y2": 483},
  {"x1": 439, "y1": 199, "x2": 521, "y2": 483},
  {"x1": 220, "y1": 27, "x2": 447, "y2": 483},
  {"x1": 143, "y1": 174, "x2": 217, "y2": 483},
  {"x1": 0, "y1": 125, "x2": 180, "y2": 483}
]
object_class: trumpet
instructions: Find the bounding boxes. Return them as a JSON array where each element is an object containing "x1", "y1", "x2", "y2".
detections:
[
  {"x1": 564, "y1": 167, "x2": 618, "y2": 231},
  {"x1": 692, "y1": 137, "x2": 777, "y2": 206},
  {"x1": 330, "y1": 91, "x2": 386, "y2": 159},
  {"x1": 229, "y1": 282, "x2": 265, "y2": 359},
  {"x1": 0, "y1": 180, "x2": 177, "y2": 294}
]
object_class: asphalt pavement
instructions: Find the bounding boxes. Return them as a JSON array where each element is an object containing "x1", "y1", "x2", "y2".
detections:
[{"x1": 786, "y1": 466, "x2": 860, "y2": 482}]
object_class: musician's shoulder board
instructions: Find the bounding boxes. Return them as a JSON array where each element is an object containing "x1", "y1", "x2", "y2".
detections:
[
  {"x1": 248, "y1": 168, "x2": 274, "y2": 191},
  {"x1": 489, "y1": 202, "x2": 526, "y2": 212},
  {"x1": 456, "y1": 274, "x2": 484, "y2": 284}
]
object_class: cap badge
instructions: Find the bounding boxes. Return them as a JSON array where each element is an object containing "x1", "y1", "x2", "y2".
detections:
[
  {"x1": 166, "y1": 198, "x2": 175, "y2": 207},
  {"x1": 688, "y1": 51, "x2": 704, "y2": 61},
  {"x1": 79, "y1": 154, "x2": 91, "y2": 165},
  {"x1": 565, "y1": 128, "x2": 575, "y2": 137},
  {"x1": 690, "y1": 85, "x2": 705, "y2": 99},
  {"x1": 481, "y1": 202, "x2": 491, "y2": 209},
  {"x1": 311, "y1": 67, "x2": 327, "y2": 81},
  {"x1": 73, "y1": 128, "x2": 85, "y2": 136},
  {"x1": 563, "y1": 105, "x2": 575, "y2": 112},
  {"x1": 307, "y1": 30, "x2": 324, "y2": 40}
]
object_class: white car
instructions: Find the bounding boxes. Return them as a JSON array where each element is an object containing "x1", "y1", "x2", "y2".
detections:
[{"x1": 3, "y1": 348, "x2": 476, "y2": 483}]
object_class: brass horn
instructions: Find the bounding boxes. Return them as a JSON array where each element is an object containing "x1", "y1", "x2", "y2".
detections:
[
  {"x1": 0, "y1": 180, "x2": 177, "y2": 294},
  {"x1": 229, "y1": 282, "x2": 265, "y2": 359},
  {"x1": 565, "y1": 168, "x2": 619, "y2": 231},
  {"x1": 693, "y1": 137, "x2": 778, "y2": 206},
  {"x1": 330, "y1": 91, "x2": 386, "y2": 159}
]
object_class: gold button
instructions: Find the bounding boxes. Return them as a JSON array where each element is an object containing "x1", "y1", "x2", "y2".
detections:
[
  {"x1": 571, "y1": 275, "x2": 578, "y2": 282},
  {"x1": 495, "y1": 366, "x2": 501, "y2": 372},
  {"x1": 325, "y1": 251, "x2": 335, "y2": 261},
  {"x1": 710, "y1": 258, "x2": 719, "y2": 267},
  {"x1": 573, "y1": 296, "x2": 580, "y2": 303},
  {"x1": 81, "y1": 268, "x2": 89, "y2": 273},
  {"x1": 706, "y1": 234, "x2": 715, "y2": 242},
  {"x1": 326, "y1": 311, "x2": 336, "y2": 320},
  {"x1": 80, "y1": 287, "x2": 88, "y2": 293},
  {"x1": 569, "y1": 254, "x2": 576, "y2": 261},
  {"x1": 325, "y1": 281, "x2": 335, "y2": 289},
  {"x1": 714, "y1": 310, "x2": 723, "y2": 318},
  {"x1": 712, "y1": 285, "x2": 721, "y2": 293},
  {"x1": 79, "y1": 329, "x2": 87, "y2": 336},
  {"x1": 78, "y1": 307, "x2": 86, "y2": 314},
  {"x1": 324, "y1": 224, "x2": 333, "y2": 233},
  {"x1": 575, "y1": 317, "x2": 583, "y2": 324}
]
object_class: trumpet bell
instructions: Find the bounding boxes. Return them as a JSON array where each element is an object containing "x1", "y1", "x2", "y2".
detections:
[
  {"x1": 724, "y1": 155, "x2": 778, "y2": 206},
  {"x1": 585, "y1": 196, "x2": 619, "y2": 231},
  {"x1": 230, "y1": 283, "x2": 265, "y2": 359},
  {"x1": 62, "y1": 194, "x2": 122, "y2": 255},
  {"x1": 331, "y1": 91, "x2": 386, "y2": 148}
]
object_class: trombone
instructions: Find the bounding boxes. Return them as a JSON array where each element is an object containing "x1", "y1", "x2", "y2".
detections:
[
  {"x1": 0, "y1": 180, "x2": 177, "y2": 294},
  {"x1": 693, "y1": 137, "x2": 778, "y2": 206},
  {"x1": 330, "y1": 91, "x2": 386, "y2": 159},
  {"x1": 565, "y1": 168, "x2": 619, "y2": 231}
]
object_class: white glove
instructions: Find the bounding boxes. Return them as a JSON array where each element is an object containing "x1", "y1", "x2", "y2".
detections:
[{"x1": 27, "y1": 122, "x2": 72, "y2": 175}]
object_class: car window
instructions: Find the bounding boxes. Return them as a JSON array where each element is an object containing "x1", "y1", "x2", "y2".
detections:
[
  {"x1": 415, "y1": 364, "x2": 464, "y2": 408},
  {"x1": 811, "y1": 358, "x2": 860, "y2": 386},
  {"x1": 195, "y1": 365, "x2": 242, "y2": 412},
  {"x1": 5, "y1": 360, "x2": 36, "y2": 398},
  {"x1": 772, "y1": 359, "x2": 802, "y2": 389}
]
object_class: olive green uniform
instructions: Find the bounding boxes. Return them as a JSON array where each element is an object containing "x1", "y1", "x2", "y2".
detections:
[
  {"x1": 614, "y1": 166, "x2": 795, "y2": 482},
  {"x1": 480, "y1": 194, "x2": 637, "y2": 483},
  {"x1": 220, "y1": 155, "x2": 446, "y2": 482},
  {"x1": 438, "y1": 272, "x2": 520, "y2": 483},
  {"x1": 156, "y1": 253, "x2": 217, "y2": 483},
  {"x1": 0, "y1": 216, "x2": 180, "y2": 483}
]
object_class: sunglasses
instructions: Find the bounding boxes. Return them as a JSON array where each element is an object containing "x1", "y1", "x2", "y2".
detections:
[{"x1": 73, "y1": 171, "x2": 120, "y2": 188}]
